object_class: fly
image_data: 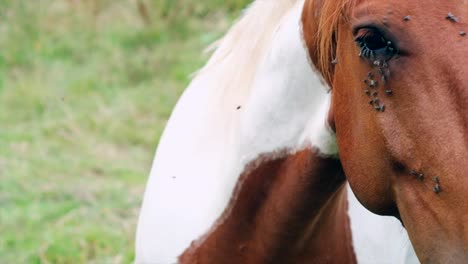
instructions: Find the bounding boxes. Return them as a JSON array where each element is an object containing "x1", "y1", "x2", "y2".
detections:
[{"x1": 446, "y1": 12, "x2": 459, "y2": 23}]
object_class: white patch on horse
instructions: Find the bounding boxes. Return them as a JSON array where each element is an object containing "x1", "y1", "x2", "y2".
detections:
[
  {"x1": 347, "y1": 184, "x2": 420, "y2": 264},
  {"x1": 237, "y1": 2, "x2": 336, "y2": 163}
]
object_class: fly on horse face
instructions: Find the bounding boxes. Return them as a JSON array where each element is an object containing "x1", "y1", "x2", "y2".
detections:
[{"x1": 136, "y1": 0, "x2": 467, "y2": 263}]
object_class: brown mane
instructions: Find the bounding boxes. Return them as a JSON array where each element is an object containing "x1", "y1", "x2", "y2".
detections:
[{"x1": 302, "y1": 0, "x2": 357, "y2": 86}]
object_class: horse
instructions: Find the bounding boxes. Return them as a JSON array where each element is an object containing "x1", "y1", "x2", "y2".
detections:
[{"x1": 136, "y1": 0, "x2": 467, "y2": 263}]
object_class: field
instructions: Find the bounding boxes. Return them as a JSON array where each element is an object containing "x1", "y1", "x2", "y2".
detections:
[{"x1": 0, "y1": 1, "x2": 249, "y2": 263}]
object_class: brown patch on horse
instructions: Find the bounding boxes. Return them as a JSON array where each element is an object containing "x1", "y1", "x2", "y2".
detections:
[{"x1": 179, "y1": 148, "x2": 356, "y2": 263}]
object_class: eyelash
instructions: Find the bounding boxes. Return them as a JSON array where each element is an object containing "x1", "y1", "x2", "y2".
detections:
[{"x1": 355, "y1": 29, "x2": 397, "y2": 60}]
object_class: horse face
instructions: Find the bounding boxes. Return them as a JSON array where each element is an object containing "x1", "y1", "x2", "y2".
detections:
[{"x1": 303, "y1": 0, "x2": 468, "y2": 261}]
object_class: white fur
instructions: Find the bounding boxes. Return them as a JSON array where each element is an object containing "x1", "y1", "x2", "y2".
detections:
[
  {"x1": 347, "y1": 185, "x2": 419, "y2": 263},
  {"x1": 135, "y1": 0, "x2": 419, "y2": 263},
  {"x1": 238, "y1": 0, "x2": 336, "y2": 164}
]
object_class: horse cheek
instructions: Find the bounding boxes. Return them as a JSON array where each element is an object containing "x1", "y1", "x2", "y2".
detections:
[{"x1": 332, "y1": 38, "x2": 395, "y2": 214}]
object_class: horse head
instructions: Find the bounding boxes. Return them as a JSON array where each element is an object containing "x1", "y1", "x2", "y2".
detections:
[{"x1": 303, "y1": 0, "x2": 468, "y2": 261}]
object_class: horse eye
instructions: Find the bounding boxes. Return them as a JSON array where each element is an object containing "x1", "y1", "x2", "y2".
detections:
[{"x1": 355, "y1": 28, "x2": 396, "y2": 59}]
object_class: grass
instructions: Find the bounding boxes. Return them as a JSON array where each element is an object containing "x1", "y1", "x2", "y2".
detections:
[{"x1": 0, "y1": 0, "x2": 250, "y2": 263}]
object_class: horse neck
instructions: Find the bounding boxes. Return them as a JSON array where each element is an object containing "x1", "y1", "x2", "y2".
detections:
[{"x1": 180, "y1": 1, "x2": 355, "y2": 263}]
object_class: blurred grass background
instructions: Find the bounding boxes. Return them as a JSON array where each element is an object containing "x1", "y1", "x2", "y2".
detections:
[{"x1": 0, "y1": 0, "x2": 250, "y2": 263}]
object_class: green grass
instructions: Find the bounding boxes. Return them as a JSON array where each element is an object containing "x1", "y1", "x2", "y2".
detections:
[{"x1": 0, "y1": 1, "x2": 250, "y2": 263}]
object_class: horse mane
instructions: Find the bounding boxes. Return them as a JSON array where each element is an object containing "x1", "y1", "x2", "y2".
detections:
[
  {"x1": 191, "y1": 0, "x2": 359, "y2": 104},
  {"x1": 303, "y1": 0, "x2": 357, "y2": 86},
  {"x1": 193, "y1": 0, "x2": 298, "y2": 110}
]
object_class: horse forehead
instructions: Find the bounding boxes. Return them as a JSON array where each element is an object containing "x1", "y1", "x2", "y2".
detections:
[{"x1": 352, "y1": 0, "x2": 464, "y2": 18}]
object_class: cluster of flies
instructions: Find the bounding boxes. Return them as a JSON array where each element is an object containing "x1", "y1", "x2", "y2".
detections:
[
  {"x1": 356, "y1": 18, "x2": 397, "y2": 112},
  {"x1": 410, "y1": 170, "x2": 442, "y2": 194},
  {"x1": 362, "y1": 67, "x2": 391, "y2": 112},
  {"x1": 358, "y1": 38, "x2": 393, "y2": 113}
]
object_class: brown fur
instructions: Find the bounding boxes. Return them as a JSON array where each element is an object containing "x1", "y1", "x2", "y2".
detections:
[
  {"x1": 303, "y1": 0, "x2": 468, "y2": 262},
  {"x1": 180, "y1": 148, "x2": 356, "y2": 264}
]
